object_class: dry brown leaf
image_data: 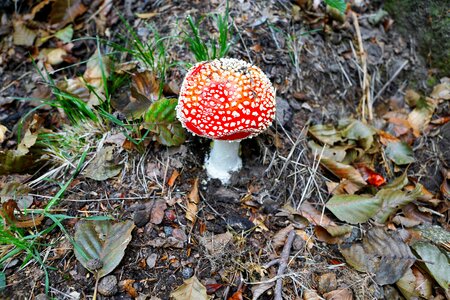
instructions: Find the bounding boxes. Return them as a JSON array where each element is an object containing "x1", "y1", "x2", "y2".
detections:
[
  {"x1": 149, "y1": 199, "x2": 167, "y2": 225},
  {"x1": 323, "y1": 288, "x2": 353, "y2": 300},
  {"x1": 430, "y1": 81, "x2": 450, "y2": 100},
  {"x1": 170, "y1": 276, "x2": 208, "y2": 300},
  {"x1": 407, "y1": 97, "x2": 437, "y2": 136},
  {"x1": 120, "y1": 279, "x2": 138, "y2": 298},
  {"x1": 200, "y1": 232, "x2": 233, "y2": 255},
  {"x1": 272, "y1": 225, "x2": 294, "y2": 249},
  {"x1": 168, "y1": 170, "x2": 180, "y2": 187},
  {"x1": 0, "y1": 200, "x2": 44, "y2": 228},
  {"x1": 13, "y1": 20, "x2": 37, "y2": 46},
  {"x1": 136, "y1": 12, "x2": 159, "y2": 19},
  {"x1": 303, "y1": 289, "x2": 321, "y2": 300},
  {"x1": 339, "y1": 228, "x2": 415, "y2": 285},
  {"x1": 320, "y1": 158, "x2": 367, "y2": 190},
  {"x1": 186, "y1": 178, "x2": 199, "y2": 224},
  {"x1": 50, "y1": 0, "x2": 87, "y2": 28}
]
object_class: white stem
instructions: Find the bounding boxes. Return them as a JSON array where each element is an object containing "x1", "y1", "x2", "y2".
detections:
[{"x1": 205, "y1": 140, "x2": 242, "y2": 184}]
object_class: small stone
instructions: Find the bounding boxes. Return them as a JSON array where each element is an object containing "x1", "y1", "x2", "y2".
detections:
[
  {"x1": 164, "y1": 226, "x2": 173, "y2": 236},
  {"x1": 86, "y1": 258, "x2": 103, "y2": 271},
  {"x1": 181, "y1": 267, "x2": 194, "y2": 279},
  {"x1": 172, "y1": 228, "x2": 187, "y2": 242},
  {"x1": 134, "y1": 210, "x2": 150, "y2": 228},
  {"x1": 98, "y1": 275, "x2": 118, "y2": 296},
  {"x1": 146, "y1": 253, "x2": 158, "y2": 269}
]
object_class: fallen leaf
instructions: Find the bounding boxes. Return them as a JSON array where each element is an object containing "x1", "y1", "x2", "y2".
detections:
[
  {"x1": 13, "y1": 20, "x2": 37, "y2": 46},
  {"x1": 308, "y1": 140, "x2": 347, "y2": 162},
  {"x1": 168, "y1": 170, "x2": 180, "y2": 187},
  {"x1": 83, "y1": 146, "x2": 122, "y2": 181},
  {"x1": 40, "y1": 48, "x2": 68, "y2": 65},
  {"x1": 407, "y1": 97, "x2": 437, "y2": 136},
  {"x1": 385, "y1": 141, "x2": 415, "y2": 165},
  {"x1": 412, "y1": 242, "x2": 450, "y2": 290},
  {"x1": 170, "y1": 276, "x2": 208, "y2": 300},
  {"x1": 320, "y1": 158, "x2": 367, "y2": 190},
  {"x1": 111, "y1": 71, "x2": 158, "y2": 119},
  {"x1": 143, "y1": 98, "x2": 186, "y2": 146},
  {"x1": 272, "y1": 225, "x2": 294, "y2": 249},
  {"x1": 339, "y1": 228, "x2": 415, "y2": 285},
  {"x1": 186, "y1": 178, "x2": 199, "y2": 224},
  {"x1": 309, "y1": 124, "x2": 342, "y2": 145},
  {"x1": 373, "y1": 184, "x2": 423, "y2": 223},
  {"x1": 55, "y1": 25, "x2": 74, "y2": 43},
  {"x1": 136, "y1": 12, "x2": 159, "y2": 19},
  {"x1": 323, "y1": 288, "x2": 353, "y2": 300},
  {"x1": 200, "y1": 232, "x2": 233, "y2": 255},
  {"x1": 251, "y1": 281, "x2": 274, "y2": 300},
  {"x1": 326, "y1": 194, "x2": 381, "y2": 224},
  {"x1": 0, "y1": 125, "x2": 7, "y2": 143},
  {"x1": 149, "y1": 199, "x2": 167, "y2": 225},
  {"x1": 430, "y1": 81, "x2": 450, "y2": 100},
  {"x1": 50, "y1": 0, "x2": 87, "y2": 29},
  {"x1": 74, "y1": 220, "x2": 135, "y2": 278},
  {"x1": 303, "y1": 289, "x2": 321, "y2": 300},
  {"x1": 0, "y1": 200, "x2": 44, "y2": 228},
  {"x1": 341, "y1": 120, "x2": 376, "y2": 150},
  {"x1": 120, "y1": 279, "x2": 138, "y2": 298}
]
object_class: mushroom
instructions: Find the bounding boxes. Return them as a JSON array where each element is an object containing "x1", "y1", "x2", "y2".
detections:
[{"x1": 176, "y1": 58, "x2": 276, "y2": 184}]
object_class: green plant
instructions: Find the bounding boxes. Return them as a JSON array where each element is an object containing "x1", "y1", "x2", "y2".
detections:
[
  {"x1": 183, "y1": 1, "x2": 232, "y2": 62},
  {"x1": 324, "y1": 0, "x2": 346, "y2": 13}
]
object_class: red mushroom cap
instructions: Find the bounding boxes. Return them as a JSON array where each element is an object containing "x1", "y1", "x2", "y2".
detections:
[{"x1": 176, "y1": 58, "x2": 276, "y2": 140}]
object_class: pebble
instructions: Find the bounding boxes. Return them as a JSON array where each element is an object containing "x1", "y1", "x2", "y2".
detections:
[
  {"x1": 163, "y1": 226, "x2": 173, "y2": 236},
  {"x1": 146, "y1": 253, "x2": 158, "y2": 269},
  {"x1": 98, "y1": 275, "x2": 118, "y2": 296},
  {"x1": 181, "y1": 267, "x2": 194, "y2": 279},
  {"x1": 134, "y1": 210, "x2": 150, "y2": 228}
]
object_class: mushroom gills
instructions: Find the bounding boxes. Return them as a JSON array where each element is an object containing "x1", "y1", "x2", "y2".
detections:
[{"x1": 205, "y1": 140, "x2": 242, "y2": 184}]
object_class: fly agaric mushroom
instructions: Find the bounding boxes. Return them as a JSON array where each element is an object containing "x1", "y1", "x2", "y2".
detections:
[{"x1": 176, "y1": 58, "x2": 276, "y2": 184}]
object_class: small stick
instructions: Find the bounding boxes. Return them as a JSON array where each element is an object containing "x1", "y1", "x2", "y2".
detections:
[
  {"x1": 274, "y1": 230, "x2": 296, "y2": 300},
  {"x1": 373, "y1": 60, "x2": 408, "y2": 102}
]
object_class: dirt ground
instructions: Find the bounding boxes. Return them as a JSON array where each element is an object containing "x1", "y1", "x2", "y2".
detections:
[{"x1": 0, "y1": 0, "x2": 449, "y2": 299}]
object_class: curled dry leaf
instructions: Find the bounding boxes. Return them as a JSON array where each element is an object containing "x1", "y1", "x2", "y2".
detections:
[
  {"x1": 339, "y1": 228, "x2": 415, "y2": 285},
  {"x1": 320, "y1": 157, "x2": 367, "y2": 190},
  {"x1": 309, "y1": 124, "x2": 342, "y2": 145},
  {"x1": 407, "y1": 97, "x2": 437, "y2": 136},
  {"x1": 430, "y1": 80, "x2": 450, "y2": 100},
  {"x1": 0, "y1": 200, "x2": 44, "y2": 228},
  {"x1": 200, "y1": 231, "x2": 233, "y2": 255},
  {"x1": 185, "y1": 178, "x2": 200, "y2": 224},
  {"x1": 251, "y1": 281, "x2": 274, "y2": 300},
  {"x1": 170, "y1": 276, "x2": 208, "y2": 300},
  {"x1": 396, "y1": 267, "x2": 433, "y2": 299},
  {"x1": 303, "y1": 289, "x2": 321, "y2": 300},
  {"x1": 341, "y1": 120, "x2": 376, "y2": 151}
]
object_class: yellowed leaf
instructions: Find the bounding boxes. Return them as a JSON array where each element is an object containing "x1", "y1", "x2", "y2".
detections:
[
  {"x1": 136, "y1": 12, "x2": 158, "y2": 19},
  {"x1": 323, "y1": 288, "x2": 353, "y2": 300},
  {"x1": 0, "y1": 124, "x2": 8, "y2": 143},
  {"x1": 13, "y1": 20, "x2": 37, "y2": 46},
  {"x1": 170, "y1": 276, "x2": 208, "y2": 300},
  {"x1": 430, "y1": 81, "x2": 450, "y2": 100},
  {"x1": 41, "y1": 48, "x2": 68, "y2": 65}
]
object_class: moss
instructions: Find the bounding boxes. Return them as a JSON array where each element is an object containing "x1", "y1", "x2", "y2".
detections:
[{"x1": 384, "y1": 0, "x2": 450, "y2": 75}]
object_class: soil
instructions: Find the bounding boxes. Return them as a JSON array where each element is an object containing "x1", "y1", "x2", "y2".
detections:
[{"x1": 0, "y1": 1, "x2": 448, "y2": 300}]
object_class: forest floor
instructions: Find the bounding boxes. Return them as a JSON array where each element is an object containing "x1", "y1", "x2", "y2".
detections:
[{"x1": 0, "y1": 0, "x2": 449, "y2": 299}]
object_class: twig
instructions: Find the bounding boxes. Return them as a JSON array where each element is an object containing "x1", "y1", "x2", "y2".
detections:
[
  {"x1": 373, "y1": 60, "x2": 408, "y2": 102},
  {"x1": 274, "y1": 230, "x2": 296, "y2": 300},
  {"x1": 351, "y1": 12, "x2": 372, "y2": 121}
]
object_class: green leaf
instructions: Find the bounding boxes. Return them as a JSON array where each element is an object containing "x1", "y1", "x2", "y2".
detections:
[
  {"x1": 143, "y1": 98, "x2": 186, "y2": 146},
  {"x1": 55, "y1": 25, "x2": 74, "y2": 43},
  {"x1": 74, "y1": 220, "x2": 135, "y2": 278},
  {"x1": 341, "y1": 120, "x2": 376, "y2": 150},
  {"x1": 170, "y1": 276, "x2": 208, "y2": 300},
  {"x1": 307, "y1": 140, "x2": 347, "y2": 162},
  {"x1": 326, "y1": 194, "x2": 381, "y2": 224},
  {"x1": 309, "y1": 124, "x2": 342, "y2": 145},
  {"x1": 385, "y1": 141, "x2": 415, "y2": 165},
  {"x1": 412, "y1": 242, "x2": 450, "y2": 290},
  {"x1": 373, "y1": 184, "x2": 423, "y2": 223},
  {"x1": 324, "y1": 0, "x2": 347, "y2": 14},
  {"x1": 384, "y1": 171, "x2": 409, "y2": 189}
]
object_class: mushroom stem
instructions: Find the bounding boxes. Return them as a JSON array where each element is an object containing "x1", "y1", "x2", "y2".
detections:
[{"x1": 205, "y1": 140, "x2": 242, "y2": 184}]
